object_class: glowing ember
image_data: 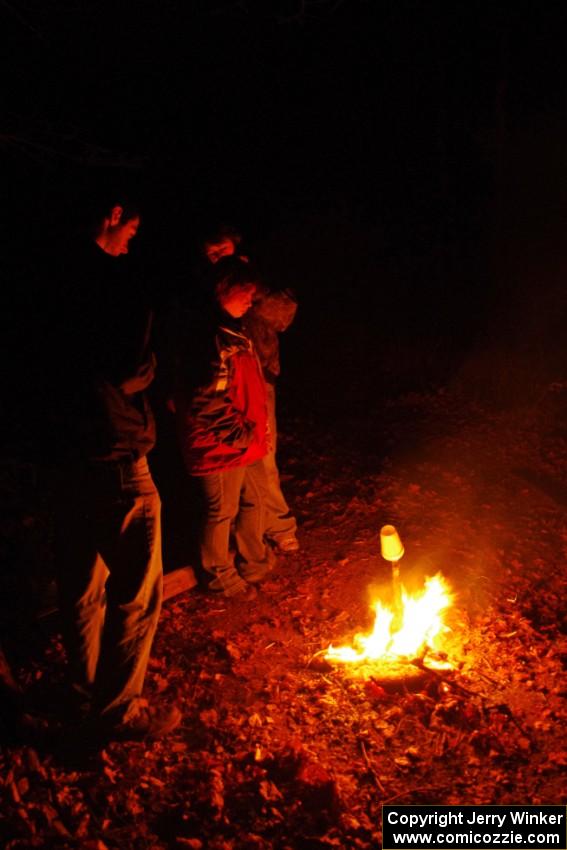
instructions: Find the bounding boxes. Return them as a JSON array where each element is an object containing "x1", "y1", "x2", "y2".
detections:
[{"x1": 325, "y1": 573, "x2": 454, "y2": 666}]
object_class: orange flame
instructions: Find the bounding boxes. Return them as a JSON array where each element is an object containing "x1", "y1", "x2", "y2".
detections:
[{"x1": 325, "y1": 573, "x2": 454, "y2": 665}]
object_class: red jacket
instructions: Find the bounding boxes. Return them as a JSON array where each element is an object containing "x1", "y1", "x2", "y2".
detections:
[{"x1": 177, "y1": 322, "x2": 268, "y2": 475}]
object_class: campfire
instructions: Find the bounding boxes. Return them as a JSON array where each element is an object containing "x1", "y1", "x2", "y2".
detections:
[
  {"x1": 323, "y1": 526, "x2": 455, "y2": 679},
  {"x1": 325, "y1": 572, "x2": 454, "y2": 665}
]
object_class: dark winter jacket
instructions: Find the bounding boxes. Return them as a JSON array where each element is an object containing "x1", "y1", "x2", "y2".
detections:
[
  {"x1": 50, "y1": 241, "x2": 156, "y2": 463},
  {"x1": 242, "y1": 289, "x2": 297, "y2": 383}
]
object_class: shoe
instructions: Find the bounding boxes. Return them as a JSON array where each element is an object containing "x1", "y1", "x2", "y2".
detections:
[
  {"x1": 242, "y1": 571, "x2": 268, "y2": 586},
  {"x1": 95, "y1": 699, "x2": 182, "y2": 742},
  {"x1": 207, "y1": 571, "x2": 250, "y2": 597},
  {"x1": 229, "y1": 584, "x2": 258, "y2": 602},
  {"x1": 239, "y1": 561, "x2": 272, "y2": 585},
  {"x1": 275, "y1": 536, "x2": 300, "y2": 553}
]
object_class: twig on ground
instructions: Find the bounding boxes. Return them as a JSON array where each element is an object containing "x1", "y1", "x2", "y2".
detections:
[{"x1": 359, "y1": 738, "x2": 385, "y2": 794}]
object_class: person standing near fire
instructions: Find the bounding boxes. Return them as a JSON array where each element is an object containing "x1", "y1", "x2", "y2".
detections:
[
  {"x1": 202, "y1": 226, "x2": 299, "y2": 554},
  {"x1": 174, "y1": 257, "x2": 275, "y2": 598},
  {"x1": 50, "y1": 197, "x2": 181, "y2": 742}
]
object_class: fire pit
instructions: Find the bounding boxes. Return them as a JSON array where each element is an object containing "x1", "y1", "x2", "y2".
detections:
[{"x1": 317, "y1": 527, "x2": 455, "y2": 690}]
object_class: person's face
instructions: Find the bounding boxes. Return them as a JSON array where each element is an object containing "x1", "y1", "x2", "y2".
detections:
[
  {"x1": 205, "y1": 237, "x2": 237, "y2": 264},
  {"x1": 103, "y1": 215, "x2": 140, "y2": 256},
  {"x1": 220, "y1": 284, "x2": 256, "y2": 318}
]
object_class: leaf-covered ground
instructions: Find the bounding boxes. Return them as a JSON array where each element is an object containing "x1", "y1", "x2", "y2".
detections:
[{"x1": 1, "y1": 389, "x2": 566, "y2": 849}]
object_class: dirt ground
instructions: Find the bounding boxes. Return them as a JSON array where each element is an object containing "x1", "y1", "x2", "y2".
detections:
[{"x1": 1, "y1": 388, "x2": 566, "y2": 849}]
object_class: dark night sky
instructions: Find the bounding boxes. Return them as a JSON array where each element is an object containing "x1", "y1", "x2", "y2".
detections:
[
  {"x1": 3, "y1": 2, "x2": 551, "y2": 215},
  {"x1": 3, "y1": 1, "x2": 567, "y2": 419},
  {"x1": 4, "y1": 3, "x2": 567, "y2": 234}
]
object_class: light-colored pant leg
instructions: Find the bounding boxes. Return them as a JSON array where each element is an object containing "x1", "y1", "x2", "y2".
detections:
[
  {"x1": 57, "y1": 457, "x2": 163, "y2": 719},
  {"x1": 236, "y1": 460, "x2": 275, "y2": 582},
  {"x1": 199, "y1": 467, "x2": 247, "y2": 595},
  {"x1": 263, "y1": 383, "x2": 297, "y2": 542}
]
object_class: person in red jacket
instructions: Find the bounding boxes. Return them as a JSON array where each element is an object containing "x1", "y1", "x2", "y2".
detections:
[
  {"x1": 201, "y1": 226, "x2": 299, "y2": 554},
  {"x1": 176, "y1": 258, "x2": 274, "y2": 598}
]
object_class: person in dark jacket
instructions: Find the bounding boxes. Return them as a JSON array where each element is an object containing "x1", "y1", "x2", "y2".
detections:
[
  {"x1": 175, "y1": 257, "x2": 274, "y2": 598},
  {"x1": 202, "y1": 227, "x2": 299, "y2": 553},
  {"x1": 52, "y1": 199, "x2": 180, "y2": 741}
]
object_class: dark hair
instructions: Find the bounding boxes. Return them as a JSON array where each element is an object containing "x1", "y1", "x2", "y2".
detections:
[
  {"x1": 87, "y1": 194, "x2": 140, "y2": 235},
  {"x1": 202, "y1": 223, "x2": 242, "y2": 249},
  {"x1": 104, "y1": 199, "x2": 140, "y2": 223},
  {"x1": 212, "y1": 255, "x2": 259, "y2": 301}
]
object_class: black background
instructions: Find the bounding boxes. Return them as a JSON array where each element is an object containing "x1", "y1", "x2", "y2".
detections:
[{"x1": 3, "y1": 1, "x2": 567, "y2": 434}]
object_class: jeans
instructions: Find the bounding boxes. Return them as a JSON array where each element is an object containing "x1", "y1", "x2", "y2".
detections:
[
  {"x1": 262, "y1": 383, "x2": 297, "y2": 542},
  {"x1": 199, "y1": 460, "x2": 274, "y2": 595},
  {"x1": 55, "y1": 456, "x2": 162, "y2": 719}
]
